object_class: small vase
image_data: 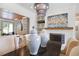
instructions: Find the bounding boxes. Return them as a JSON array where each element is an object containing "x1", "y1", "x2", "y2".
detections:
[{"x1": 40, "y1": 29, "x2": 49, "y2": 47}]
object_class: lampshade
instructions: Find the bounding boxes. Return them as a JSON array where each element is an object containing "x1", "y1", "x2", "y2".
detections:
[{"x1": 34, "y1": 3, "x2": 49, "y2": 16}]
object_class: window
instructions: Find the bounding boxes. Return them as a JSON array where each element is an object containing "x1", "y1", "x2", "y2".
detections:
[{"x1": 2, "y1": 22, "x2": 13, "y2": 35}]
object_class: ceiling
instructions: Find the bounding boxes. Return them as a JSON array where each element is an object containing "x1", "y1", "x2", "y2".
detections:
[
  {"x1": 18, "y1": 3, "x2": 56, "y2": 13},
  {"x1": 18, "y1": 3, "x2": 79, "y2": 14},
  {"x1": 18, "y1": 3, "x2": 35, "y2": 12}
]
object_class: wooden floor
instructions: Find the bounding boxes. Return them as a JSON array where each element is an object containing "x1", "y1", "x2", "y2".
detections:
[
  {"x1": 3, "y1": 46, "x2": 30, "y2": 56},
  {"x1": 3, "y1": 46, "x2": 62, "y2": 56},
  {"x1": 3, "y1": 46, "x2": 48, "y2": 56}
]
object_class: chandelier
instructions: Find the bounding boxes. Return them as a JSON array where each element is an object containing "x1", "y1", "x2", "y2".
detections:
[{"x1": 34, "y1": 3, "x2": 49, "y2": 17}]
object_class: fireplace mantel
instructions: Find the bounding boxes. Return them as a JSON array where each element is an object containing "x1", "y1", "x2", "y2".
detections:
[{"x1": 45, "y1": 27, "x2": 73, "y2": 30}]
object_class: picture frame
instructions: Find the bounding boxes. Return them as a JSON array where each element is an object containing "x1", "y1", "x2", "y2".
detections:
[{"x1": 47, "y1": 13, "x2": 68, "y2": 28}]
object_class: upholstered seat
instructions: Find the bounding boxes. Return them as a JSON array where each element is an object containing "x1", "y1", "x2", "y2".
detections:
[
  {"x1": 69, "y1": 46, "x2": 79, "y2": 56},
  {"x1": 61, "y1": 38, "x2": 79, "y2": 56},
  {"x1": 66, "y1": 39, "x2": 79, "y2": 56}
]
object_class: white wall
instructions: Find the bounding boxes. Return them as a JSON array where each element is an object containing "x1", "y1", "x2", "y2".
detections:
[
  {"x1": 45, "y1": 3, "x2": 76, "y2": 50},
  {"x1": 74, "y1": 4, "x2": 79, "y2": 40},
  {"x1": 0, "y1": 3, "x2": 36, "y2": 31},
  {"x1": 46, "y1": 3, "x2": 76, "y2": 27}
]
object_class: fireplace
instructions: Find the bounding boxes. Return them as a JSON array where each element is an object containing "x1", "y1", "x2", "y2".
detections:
[
  {"x1": 46, "y1": 33, "x2": 65, "y2": 55},
  {"x1": 50, "y1": 33, "x2": 65, "y2": 44}
]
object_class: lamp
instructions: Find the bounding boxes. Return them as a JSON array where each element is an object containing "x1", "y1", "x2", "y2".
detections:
[{"x1": 34, "y1": 3, "x2": 49, "y2": 17}]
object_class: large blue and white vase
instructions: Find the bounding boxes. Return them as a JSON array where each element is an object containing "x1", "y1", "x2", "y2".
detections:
[
  {"x1": 40, "y1": 29, "x2": 49, "y2": 47},
  {"x1": 25, "y1": 27, "x2": 41, "y2": 55}
]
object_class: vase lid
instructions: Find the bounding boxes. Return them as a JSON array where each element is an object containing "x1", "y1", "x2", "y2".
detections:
[{"x1": 30, "y1": 26, "x2": 37, "y2": 34}]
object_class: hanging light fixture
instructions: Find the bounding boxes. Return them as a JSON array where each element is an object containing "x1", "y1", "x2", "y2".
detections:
[{"x1": 34, "y1": 3, "x2": 49, "y2": 17}]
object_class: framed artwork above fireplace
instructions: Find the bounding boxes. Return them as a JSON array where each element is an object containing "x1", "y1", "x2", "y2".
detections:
[{"x1": 47, "y1": 13, "x2": 68, "y2": 28}]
